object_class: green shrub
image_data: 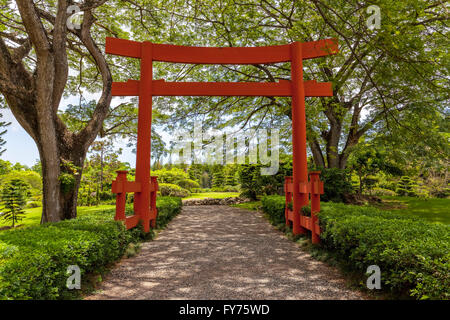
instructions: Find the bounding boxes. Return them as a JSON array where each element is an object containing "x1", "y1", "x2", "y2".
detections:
[
  {"x1": 318, "y1": 204, "x2": 449, "y2": 299},
  {"x1": 156, "y1": 196, "x2": 183, "y2": 229},
  {"x1": 158, "y1": 183, "x2": 190, "y2": 198},
  {"x1": 98, "y1": 190, "x2": 114, "y2": 201},
  {"x1": 152, "y1": 168, "x2": 188, "y2": 184},
  {"x1": 319, "y1": 168, "x2": 353, "y2": 202},
  {"x1": 372, "y1": 187, "x2": 397, "y2": 197},
  {"x1": 0, "y1": 196, "x2": 182, "y2": 300},
  {"x1": 261, "y1": 195, "x2": 285, "y2": 225},
  {"x1": 26, "y1": 201, "x2": 42, "y2": 208},
  {"x1": 175, "y1": 178, "x2": 200, "y2": 191},
  {"x1": 222, "y1": 185, "x2": 240, "y2": 192},
  {"x1": 0, "y1": 209, "x2": 140, "y2": 300},
  {"x1": 260, "y1": 198, "x2": 449, "y2": 299}
]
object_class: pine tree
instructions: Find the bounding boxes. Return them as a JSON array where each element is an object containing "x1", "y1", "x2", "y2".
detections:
[
  {"x1": 0, "y1": 179, "x2": 30, "y2": 227},
  {"x1": 396, "y1": 176, "x2": 417, "y2": 197},
  {"x1": 212, "y1": 170, "x2": 225, "y2": 188}
]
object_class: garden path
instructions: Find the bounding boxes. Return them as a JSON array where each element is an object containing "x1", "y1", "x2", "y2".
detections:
[{"x1": 86, "y1": 205, "x2": 365, "y2": 300}]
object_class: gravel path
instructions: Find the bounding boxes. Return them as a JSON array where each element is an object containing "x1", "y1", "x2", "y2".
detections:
[{"x1": 86, "y1": 205, "x2": 365, "y2": 300}]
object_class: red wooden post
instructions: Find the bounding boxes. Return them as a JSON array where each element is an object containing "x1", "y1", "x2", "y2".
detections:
[
  {"x1": 284, "y1": 176, "x2": 292, "y2": 226},
  {"x1": 150, "y1": 176, "x2": 158, "y2": 228},
  {"x1": 134, "y1": 41, "x2": 153, "y2": 233},
  {"x1": 309, "y1": 171, "x2": 323, "y2": 244},
  {"x1": 114, "y1": 170, "x2": 128, "y2": 222},
  {"x1": 290, "y1": 42, "x2": 308, "y2": 235}
]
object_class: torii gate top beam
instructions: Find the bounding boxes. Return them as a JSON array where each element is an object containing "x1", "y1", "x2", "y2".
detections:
[{"x1": 106, "y1": 38, "x2": 338, "y2": 63}]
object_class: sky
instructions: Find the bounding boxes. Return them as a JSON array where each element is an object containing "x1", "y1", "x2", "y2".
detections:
[{"x1": 1, "y1": 95, "x2": 139, "y2": 168}]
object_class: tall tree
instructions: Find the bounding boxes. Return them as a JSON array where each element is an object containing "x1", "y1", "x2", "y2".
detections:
[
  {"x1": 0, "y1": 1, "x2": 113, "y2": 222},
  {"x1": 125, "y1": 0, "x2": 448, "y2": 169}
]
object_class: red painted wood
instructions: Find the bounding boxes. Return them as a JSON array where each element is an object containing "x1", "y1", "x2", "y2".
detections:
[
  {"x1": 105, "y1": 37, "x2": 337, "y2": 63},
  {"x1": 309, "y1": 171, "x2": 322, "y2": 244},
  {"x1": 111, "y1": 79, "x2": 332, "y2": 97},
  {"x1": 125, "y1": 215, "x2": 140, "y2": 229},
  {"x1": 113, "y1": 170, "x2": 128, "y2": 222},
  {"x1": 290, "y1": 42, "x2": 308, "y2": 235},
  {"x1": 111, "y1": 181, "x2": 141, "y2": 193},
  {"x1": 133, "y1": 41, "x2": 153, "y2": 233},
  {"x1": 105, "y1": 37, "x2": 141, "y2": 58}
]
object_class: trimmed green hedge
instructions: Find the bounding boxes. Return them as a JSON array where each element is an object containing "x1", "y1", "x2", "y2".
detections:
[
  {"x1": 0, "y1": 196, "x2": 183, "y2": 300},
  {"x1": 261, "y1": 195, "x2": 286, "y2": 226},
  {"x1": 261, "y1": 195, "x2": 450, "y2": 300},
  {"x1": 158, "y1": 183, "x2": 190, "y2": 198},
  {"x1": 155, "y1": 196, "x2": 183, "y2": 229}
]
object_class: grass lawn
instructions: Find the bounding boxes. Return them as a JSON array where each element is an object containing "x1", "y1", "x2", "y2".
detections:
[
  {"x1": 377, "y1": 196, "x2": 450, "y2": 224},
  {"x1": 231, "y1": 201, "x2": 261, "y2": 211},
  {"x1": 0, "y1": 205, "x2": 116, "y2": 229},
  {"x1": 183, "y1": 192, "x2": 240, "y2": 200}
]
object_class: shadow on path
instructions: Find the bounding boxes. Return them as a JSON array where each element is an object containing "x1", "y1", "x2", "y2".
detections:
[{"x1": 86, "y1": 205, "x2": 365, "y2": 300}]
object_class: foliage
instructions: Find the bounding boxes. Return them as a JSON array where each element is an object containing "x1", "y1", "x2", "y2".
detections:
[
  {"x1": 0, "y1": 209, "x2": 141, "y2": 299},
  {"x1": 0, "y1": 110, "x2": 10, "y2": 156},
  {"x1": 0, "y1": 179, "x2": 31, "y2": 228},
  {"x1": 319, "y1": 168, "x2": 353, "y2": 202},
  {"x1": 372, "y1": 187, "x2": 397, "y2": 197},
  {"x1": 261, "y1": 195, "x2": 286, "y2": 226},
  {"x1": 318, "y1": 203, "x2": 450, "y2": 300},
  {"x1": 175, "y1": 178, "x2": 200, "y2": 191},
  {"x1": 212, "y1": 169, "x2": 225, "y2": 188},
  {"x1": 0, "y1": 196, "x2": 182, "y2": 300},
  {"x1": 155, "y1": 196, "x2": 182, "y2": 229},
  {"x1": 238, "y1": 157, "x2": 293, "y2": 200},
  {"x1": 238, "y1": 164, "x2": 261, "y2": 200},
  {"x1": 396, "y1": 176, "x2": 418, "y2": 197},
  {"x1": 349, "y1": 144, "x2": 403, "y2": 194},
  {"x1": 260, "y1": 196, "x2": 450, "y2": 299},
  {"x1": 153, "y1": 168, "x2": 188, "y2": 184},
  {"x1": 158, "y1": 183, "x2": 190, "y2": 198}
]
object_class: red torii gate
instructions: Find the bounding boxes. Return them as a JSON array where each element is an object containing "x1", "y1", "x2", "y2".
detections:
[{"x1": 106, "y1": 37, "x2": 338, "y2": 243}]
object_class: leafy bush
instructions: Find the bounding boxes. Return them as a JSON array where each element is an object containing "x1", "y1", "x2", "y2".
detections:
[
  {"x1": 238, "y1": 159, "x2": 293, "y2": 200},
  {"x1": 318, "y1": 203, "x2": 449, "y2": 300},
  {"x1": 261, "y1": 195, "x2": 285, "y2": 225},
  {"x1": 26, "y1": 201, "x2": 42, "y2": 208},
  {"x1": 155, "y1": 196, "x2": 183, "y2": 229},
  {"x1": 152, "y1": 168, "x2": 188, "y2": 184},
  {"x1": 158, "y1": 183, "x2": 190, "y2": 198},
  {"x1": 222, "y1": 185, "x2": 240, "y2": 192},
  {"x1": 260, "y1": 197, "x2": 449, "y2": 299},
  {"x1": 372, "y1": 187, "x2": 397, "y2": 197},
  {"x1": 319, "y1": 168, "x2": 353, "y2": 202},
  {"x1": 0, "y1": 209, "x2": 140, "y2": 300},
  {"x1": 0, "y1": 196, "x2": 183, "y2": 300},
  {"x1": 175, "y1": 178, "x2": 200, "y2": 191}
]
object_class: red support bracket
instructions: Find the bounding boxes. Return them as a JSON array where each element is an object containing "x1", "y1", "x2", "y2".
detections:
[{"x1": 284, "y1": 171, "x2": 324, "y2": 244}]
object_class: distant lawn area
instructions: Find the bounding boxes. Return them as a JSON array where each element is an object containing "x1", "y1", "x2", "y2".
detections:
[
  {"x1": 378, "y1": 196, "x2": 450, "y2": 225},
  {"x1": 0, "y1": 205, "x2": 116, "y2": 229},
  {"x1": 234, "y1": 196, "x2": 450, "y2": 225},
  {"x1": 183, "y1": 192, "x2": 240, "y2": 200}
]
